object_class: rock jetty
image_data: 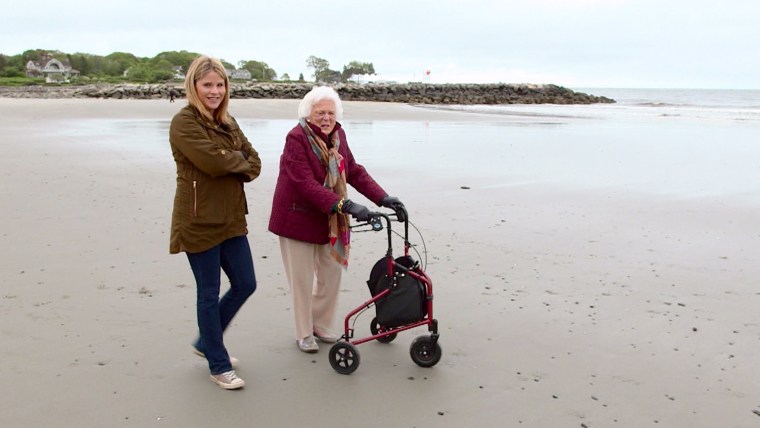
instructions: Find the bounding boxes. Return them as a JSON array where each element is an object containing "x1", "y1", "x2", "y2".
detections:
[{"x1": 0, "y1": 82, "x2": 615, "y2": 104}]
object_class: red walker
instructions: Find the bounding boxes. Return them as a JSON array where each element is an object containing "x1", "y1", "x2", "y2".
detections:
[{"x1": 328, "y1": 208, "x2": 441, "y2": 374}]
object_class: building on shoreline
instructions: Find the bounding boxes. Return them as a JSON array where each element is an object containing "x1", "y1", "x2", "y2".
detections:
[
  {"x1": 226, "y1": 68, "x2": 252, "y2": 80},
  {"x1": 25, "y1": 57, "x2": 79, "y2": 83}
]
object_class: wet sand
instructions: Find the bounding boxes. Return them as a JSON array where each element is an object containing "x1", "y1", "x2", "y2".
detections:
[{"x1": 0, "y1": 98, "x2": 759, "y2": 427}]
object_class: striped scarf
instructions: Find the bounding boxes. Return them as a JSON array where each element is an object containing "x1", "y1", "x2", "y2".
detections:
[{"x1": 300, "y1": 119, "x2": 351, "y2": 267}]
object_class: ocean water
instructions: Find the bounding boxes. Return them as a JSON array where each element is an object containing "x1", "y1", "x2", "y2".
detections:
[
  {"x1": 428, "y1": 88, "x2": 760, "y2": 122},
  {"x1": 49, "y1": 88, "x2": 760, "y2": 203},
  {"x1": 333, "y1": 88, "x2": 760, "y2": 202}
]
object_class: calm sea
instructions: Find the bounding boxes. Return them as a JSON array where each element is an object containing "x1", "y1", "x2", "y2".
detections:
[
  {"x1": 579, "y1": 87, "x2": 760, "y2": 121},
  {"x1": 583, "y1": 88, "x2": 760, "y2": 108},
  {"x1": 423, "y1": 88, "x2": 760, "y2": 123},
  {"x1": 51, "y1": 88, "x2": 760, "y2": 203},
  {"x1": 344, "y1": 88, "x2": 760, "y2": 202}
]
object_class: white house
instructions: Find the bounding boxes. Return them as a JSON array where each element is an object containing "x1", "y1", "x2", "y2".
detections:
[
  {"x1": 25, "y1": 58, "x2": 78, "y2": 83},
  {"x1": 226, "y1": 68, "x2": 252, "y2": 80}
]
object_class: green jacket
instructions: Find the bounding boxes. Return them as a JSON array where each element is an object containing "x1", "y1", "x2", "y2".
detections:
[{"x1": 169, "y1": 105, "x2": 261, "y2": 254}]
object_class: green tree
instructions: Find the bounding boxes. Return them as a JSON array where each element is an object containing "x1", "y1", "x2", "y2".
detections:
[
  {"x1": 2, "y1": 54, "x2": 25, "y2": 77},
  {"x1": 104, "y1": 52, "x2": 139, "y2": 76},
  {"x1": 67, "y1": 53, "x2": 91, "y2": 75},
  {"x1": 239, "y1": 60, "x2": 276, "y2": 81},
  {"x1": 125, "y1": 63, "x2": 153, "y2": 82},
  {"x1": 153, "y1": 50, "x2": 198, "y2": 74},
  {"x1": 298, "y1": 73, "x2": 305, "y2": 82},
  {"x1": 306, "y1": 55, "x2": 330, "y2": 81},
  {"x1": 21, "y1": 49, "x2": 46, "y2": 62},
  {"x1": 321, "y1": 69, "x2": 341, "y2": 84},
  {"x1": 151, "y1": 58, "x2": 175, "y2": 81},
  {"x1": 0, "y1": 65, "x2": 24, "y2": 78},
  {"x1": 341, "y1": 61, "x2": 375, "y2": 82},
  {"x1": 280, "y1": 73, "x2": 290, "y2": 81}
]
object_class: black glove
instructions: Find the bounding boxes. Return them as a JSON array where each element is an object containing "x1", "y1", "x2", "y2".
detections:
[
  {"x1": 380, "y1": 195, "x2": 402, "y2": 208},
  {"x1": 342, "y1": 199, "x2": 371, "y2": 222},
  {"x1": 380, "y1": 195, "x2": 406, "y2": 222}
]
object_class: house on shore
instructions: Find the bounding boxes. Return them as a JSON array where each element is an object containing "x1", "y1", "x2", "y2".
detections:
[
  {"x1": 25, "y1": 57, "x2": 79, "y2": 83},
  {"x1": 226, "y1": 68, "x2": 252, "y2": 80},
  {"x1": 171, "y1": 66, "x2": 184, "y2": 80}
]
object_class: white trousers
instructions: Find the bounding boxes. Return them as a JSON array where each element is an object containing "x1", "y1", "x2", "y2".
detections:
[{"x1": 279, "y1": 237, "x2": 343, "y2": 340}]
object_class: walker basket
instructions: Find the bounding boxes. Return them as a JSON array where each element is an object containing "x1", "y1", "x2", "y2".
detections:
[{"x1": 367, "y1": 255, "x2": 428, "y2": 328}]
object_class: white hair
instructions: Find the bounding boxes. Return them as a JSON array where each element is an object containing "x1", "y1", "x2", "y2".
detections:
[{"x1": 298, "y1": 86, "x2": 343, "y2": 120}]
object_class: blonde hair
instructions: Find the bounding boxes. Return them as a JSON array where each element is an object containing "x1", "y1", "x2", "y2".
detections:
[
  {"x1": 298, "y1": 86, "x2": 343, "y2": 119},
  {"x1": 184, "y1": 55, "x2": 231, "y2": 125}
]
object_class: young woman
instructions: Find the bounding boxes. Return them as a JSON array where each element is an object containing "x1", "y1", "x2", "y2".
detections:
[{"x1": 169, "y1": 55, "x2": 261, "y2": 389}]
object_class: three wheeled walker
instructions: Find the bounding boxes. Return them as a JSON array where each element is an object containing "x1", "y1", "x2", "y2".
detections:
[{"x1": 328, "y1": 208, "x2": 441, "y2": 374}]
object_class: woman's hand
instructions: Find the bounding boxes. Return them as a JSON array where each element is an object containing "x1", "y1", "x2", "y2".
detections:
[
  {"x1": 342, "y1": 200, "x2": 371, "y2": 222},
  {"x1": 380, "y1": 195, "x2": 406, "y2": 222}
]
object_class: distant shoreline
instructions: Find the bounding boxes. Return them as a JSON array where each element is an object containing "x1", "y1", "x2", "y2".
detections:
[
  {"x1": 0, "y1": 97, "x2": 559, "y2": 123},
  {"x1": 0, "y1": 82, "x2": 615, "y2": 105}
]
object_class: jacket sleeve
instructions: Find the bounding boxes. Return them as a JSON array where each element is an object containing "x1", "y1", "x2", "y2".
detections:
[
  {"x1": 282, "y1": 131, "x2": 342, "y2": 213},
  {"x1": 232, "y1": 118, "x2": 262, "y2": 182},
  {"x1": 340, "y1": 129, "x2": 388, "y2": 205},
  {"x1": 170, "y1": 110, "x2": 253, "y2": 178}
]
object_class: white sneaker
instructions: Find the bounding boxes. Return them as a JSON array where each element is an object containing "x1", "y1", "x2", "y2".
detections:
[
  {"x1": 297, "y1": 335, "x2": 319, "y2": 353},
  {"x1": 210, "y1": 370, "x2": 245, "y2": 390},
  {"x1": 192, "y1": 347, "x2": 239, "y2": 369},
  {"x1": 313, "y1": 327, "x2": 339, "y2": 343}
]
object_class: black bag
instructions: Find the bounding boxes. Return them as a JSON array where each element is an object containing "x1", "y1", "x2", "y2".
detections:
[{"x1": 367, "y1": 256, "x2": 427, "y2": 328}]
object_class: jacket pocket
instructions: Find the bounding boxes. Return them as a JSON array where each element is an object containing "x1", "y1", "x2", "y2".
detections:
[
  {"x1": 288, "y1": 202, "x2": 308, "y2": 212},
  {"x1": 190, "y1": 175, "x2": 228, "y2": 225}
]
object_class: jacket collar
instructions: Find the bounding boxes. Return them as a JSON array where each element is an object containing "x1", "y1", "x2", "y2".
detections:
[{"x1": 186, "y1": 105, "x2": 235, "y2": 134}]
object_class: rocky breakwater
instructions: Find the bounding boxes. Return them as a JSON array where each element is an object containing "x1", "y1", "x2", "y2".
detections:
[
  {"x1": 0, "y1": 82, "x2": 615, "y2": 104},
  {"x1": 233, "y1": 82, "x2": 615, "y2": 104}
]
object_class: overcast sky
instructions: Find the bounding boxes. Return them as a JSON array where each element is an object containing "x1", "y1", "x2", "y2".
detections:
[{"x1": 2, "y1": 0, "x2": 758, "y2": 89}]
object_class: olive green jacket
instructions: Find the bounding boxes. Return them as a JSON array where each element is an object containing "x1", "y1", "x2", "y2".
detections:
[{"x1": 169, "y1": 105, "x2": 261, "y2": 254}]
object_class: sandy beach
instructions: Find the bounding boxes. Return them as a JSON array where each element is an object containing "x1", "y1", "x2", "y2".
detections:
[{"x1": 1, "y1": 98, "x2": 759, "y2": 427}]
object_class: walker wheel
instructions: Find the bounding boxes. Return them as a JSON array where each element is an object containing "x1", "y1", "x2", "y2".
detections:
[
  {"x1": 370, "y1": 317, "x2": 397, "y2": 343},
  {"x1": 409, "y1": 335, "x2": 442, "y2": 367},
  {"x1": 329, "y1": 342, "x2": 360, "y2": 375}
]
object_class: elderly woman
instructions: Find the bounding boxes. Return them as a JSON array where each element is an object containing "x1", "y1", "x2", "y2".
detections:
[
  {"x1": 169, "y1": 55, "x2": 261, "y2": 389},
  {"x1": 269, "y1": 86, "x2": 404, "y2": 353}
]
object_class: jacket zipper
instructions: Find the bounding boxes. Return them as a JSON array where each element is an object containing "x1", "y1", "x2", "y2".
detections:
[{"x1": 193, "y1": 180, "x2": 197, "y2": 217}]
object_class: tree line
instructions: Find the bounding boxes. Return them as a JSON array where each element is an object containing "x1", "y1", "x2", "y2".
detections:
[{"x1": 0, "y1": 49, "x2": 376, "y2": 85}]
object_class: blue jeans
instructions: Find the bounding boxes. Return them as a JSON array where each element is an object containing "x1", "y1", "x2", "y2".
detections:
[{"x1": 186, "y1": 235, "x2": 257, "y2": 374}]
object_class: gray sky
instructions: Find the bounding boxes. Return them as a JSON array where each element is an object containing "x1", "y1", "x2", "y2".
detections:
[{"x1": 2, "y1": 0, "x2": 758, "y2": 89}]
